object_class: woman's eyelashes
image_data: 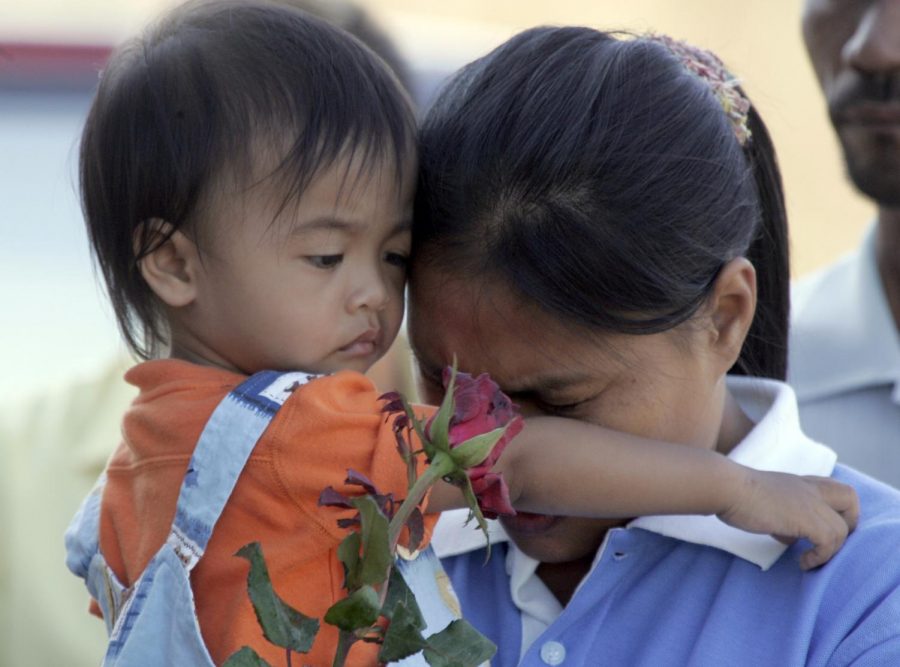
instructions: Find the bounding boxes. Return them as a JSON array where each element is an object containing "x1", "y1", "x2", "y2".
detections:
[
  {"x1": 384, "y1": 251, "x2": 409, "y2": 269},
  {"x1": 535, "y1": 393, "x2": 599, "y2": 416}
]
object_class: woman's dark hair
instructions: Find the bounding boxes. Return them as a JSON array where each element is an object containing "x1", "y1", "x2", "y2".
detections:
[
  {"x1": 81, "y1": 0, "x2": 415, "y2": 358},
  {"x1": 413, "y1": 27, "x2": 789, "y2": 379}
]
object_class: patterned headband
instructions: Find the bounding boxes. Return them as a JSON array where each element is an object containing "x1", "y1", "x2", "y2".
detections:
[{"x1": 650, "y1": 34, "x2": 752, "y2": 146}]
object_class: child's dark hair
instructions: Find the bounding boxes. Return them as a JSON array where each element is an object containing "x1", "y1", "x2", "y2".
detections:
[
  {"x1": 81, "y1": 0, "x2": 415, "y2": 358},
  {"x1": 413, "y1": 27, "x2": 790, "y2": 379}
]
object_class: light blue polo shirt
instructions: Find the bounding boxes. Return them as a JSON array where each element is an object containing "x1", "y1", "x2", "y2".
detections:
[{"x1": 435, "y1": 378, "x2": 900, "y2": 666}]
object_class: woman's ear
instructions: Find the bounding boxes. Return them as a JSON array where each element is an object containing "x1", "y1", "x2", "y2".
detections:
[
  {"x1": 706, "y1": 257, "x2": 757, "y2": 373},
  {"x1": 135, "y1": 219, "x2": 199, "y2": 308}
]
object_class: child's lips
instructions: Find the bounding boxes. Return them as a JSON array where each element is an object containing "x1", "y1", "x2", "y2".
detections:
[{"x1": 339, "y1": 329, "x2": 380, "y2": 356}]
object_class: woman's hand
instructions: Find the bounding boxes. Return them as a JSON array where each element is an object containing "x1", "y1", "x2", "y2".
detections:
[{"x1": 717, "y1": 470, "x2": 859, "y2": 570}]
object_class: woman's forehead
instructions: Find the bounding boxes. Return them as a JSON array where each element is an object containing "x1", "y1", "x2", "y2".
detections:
[{"x1": 408, "y1": 271, "x2": 619, "y2": 388}]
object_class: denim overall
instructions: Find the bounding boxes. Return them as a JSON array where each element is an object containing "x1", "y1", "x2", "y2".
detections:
[{"x1": 65, "y1": 370, "x2": 462, "y2": 666}]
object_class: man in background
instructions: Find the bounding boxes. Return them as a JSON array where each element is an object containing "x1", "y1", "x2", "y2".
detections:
[{"x1": 790, "y1": 0, "x2": 900, "y2": 486}]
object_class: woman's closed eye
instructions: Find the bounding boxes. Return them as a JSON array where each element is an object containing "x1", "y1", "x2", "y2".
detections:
[
  {"x1": 384, "y1": 251, "x2": 409, "y2": 269},
  {"x1": 535, "y1": 394, "x2": 598, "y2": 416},
  {"x1": 305, "y1": 254, "x2": 343, "y2": 269}
]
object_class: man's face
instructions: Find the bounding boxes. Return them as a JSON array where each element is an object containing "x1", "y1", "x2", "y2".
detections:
[{"x1": 803, "y1": 0, "x2": 900, "y2": 205}]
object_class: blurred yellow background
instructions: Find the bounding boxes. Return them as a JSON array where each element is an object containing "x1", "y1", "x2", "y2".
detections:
[{"x1": 2, "y1": 0, "x2": 873, "y2": 277}]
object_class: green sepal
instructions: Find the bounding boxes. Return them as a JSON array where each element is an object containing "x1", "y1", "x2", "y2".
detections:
[
  {"x1": 403, "y1": 401, "x2": 433, "y2": 462},
  {"x1": 423, "y1": 619, "x2": 498, "y2": 667},
  {"x1": 235, "y1": 542, "x2": 319, "y2": 653},
  {"x1": 447, "y1": 425, "x2": 507, "y2": 469},
  {"x1": 222, "y1": 646, "x2": 274, "y2": 667},
  {"x1": 459, "y1": 478, "x2": 491, "y2": 561},
  {"x1": 324, "y1": 585, "x2": 381, "y2": 632},
  {"x1": 426, "y1": 361, "x2": 458, "y2": 457}
]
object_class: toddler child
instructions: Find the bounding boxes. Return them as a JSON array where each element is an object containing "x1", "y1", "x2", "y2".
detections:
[{"x1": 65, "y1": 2, "x2": 858, "y2": 665}]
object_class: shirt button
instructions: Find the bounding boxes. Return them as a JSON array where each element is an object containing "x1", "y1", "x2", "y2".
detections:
[{"x1": 540, "y1": 640, "x2": 566, "y2": 665}]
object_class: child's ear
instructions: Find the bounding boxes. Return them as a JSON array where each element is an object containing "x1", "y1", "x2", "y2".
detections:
[
  {"x1": 135, "y1": 219, "x2": 199, "y2": 308},
  {"x1": 706, "y1": 257, "x2": 757, "y2": 373}
]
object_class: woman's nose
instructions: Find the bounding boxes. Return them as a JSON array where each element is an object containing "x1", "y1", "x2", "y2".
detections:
[{"x1": 843, "y1": 2, "x2": 900, "y2": 75}]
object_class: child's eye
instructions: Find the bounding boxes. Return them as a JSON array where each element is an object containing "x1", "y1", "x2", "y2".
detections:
[
  {"x1": 306, "y1": 254, "x2": 343, "y2": 269},
  {"x1": 384, "y1": 252, "x2": 409, "y2": 269}
]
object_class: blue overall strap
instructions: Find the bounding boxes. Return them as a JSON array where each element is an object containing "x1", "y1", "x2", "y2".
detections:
[
  {"x1": 64, "y1": 471, "x2": 108, "y2": 581},
  {"x1": 167, "y1": 370, "x2": 320, "y2": 570},
  {"x1": 102, "y1": 370, "x2": 319, "y2": 663}
]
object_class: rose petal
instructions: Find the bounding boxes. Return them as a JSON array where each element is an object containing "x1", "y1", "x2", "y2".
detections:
[
  {"x1": 449, "y1": 418, "x2": 498, "y2": 447},
  {"x1": 470, "y1": 472, "x2": 516, "y2": 519}
]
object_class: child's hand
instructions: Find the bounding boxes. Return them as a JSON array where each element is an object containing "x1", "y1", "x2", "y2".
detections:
[{"x1": 717, "y1": 470, "x2": 859, "y2": 570}]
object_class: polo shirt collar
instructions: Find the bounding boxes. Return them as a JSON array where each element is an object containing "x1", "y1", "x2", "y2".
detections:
[
  {"x1": 789, "y1": 225, "x2": 900, "y2": 403},
  {"x1": 630, "y1": 376, "x2": 836, "y2": 570},
  {"x1": 432, "y1": 377, "x2": 836, "y2": 571}
]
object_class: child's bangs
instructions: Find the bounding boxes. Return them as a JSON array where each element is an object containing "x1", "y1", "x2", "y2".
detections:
[
  {"x1": 267, "y1": 115, "x2": 414, "y2": 215},
  {"x1": 211, "y1": 6, "x2": 417, "y2": 219}
]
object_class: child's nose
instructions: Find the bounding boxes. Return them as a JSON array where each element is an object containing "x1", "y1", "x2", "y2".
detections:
[{"x1": 347, "y1": 267, "x2": 390, "y2": 312}]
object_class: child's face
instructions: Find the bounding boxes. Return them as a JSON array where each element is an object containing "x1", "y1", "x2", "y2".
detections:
[{"x1": 183, "y1": 154, "x2": 414, "y2": 376}]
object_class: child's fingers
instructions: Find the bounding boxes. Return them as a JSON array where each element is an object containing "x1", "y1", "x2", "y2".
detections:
[
  {"x1": 804, "y1": 476, "x2": 860, "y2": 532},
  {"x1": 795, "y1": 477, "x2": 858, "y2": 570},
  {"x1": 800, "y1": 535, "x2": 841, "y2": 570},
  {"x1": 799, "y1": 507, "x2": 850, "y2": 570},
  {"x1": 821, "y1": 477, "x2": 859, "y2": 530}
]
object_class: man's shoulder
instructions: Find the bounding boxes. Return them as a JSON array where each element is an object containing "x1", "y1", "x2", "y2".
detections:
[
  {"x1": 786, "y1": 242, "x2": 886, "y2": 396},
  {"x1": 791, "y1": 252, "x2": 859, "y2": 323}
]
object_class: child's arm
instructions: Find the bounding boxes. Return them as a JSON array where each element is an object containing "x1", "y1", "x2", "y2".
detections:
[{"x1": 428, "y1": 416, "x2": 859, "y2": 570}]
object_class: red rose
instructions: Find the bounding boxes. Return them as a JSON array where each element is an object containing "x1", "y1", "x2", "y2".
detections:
[{"x1": 427, "y1": 369, "x2": 523, "y2": 518}]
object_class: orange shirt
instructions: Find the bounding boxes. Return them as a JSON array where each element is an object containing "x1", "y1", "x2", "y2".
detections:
[{"x1": 98, "y1": 359, "x2": 435, "y2": 666}]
